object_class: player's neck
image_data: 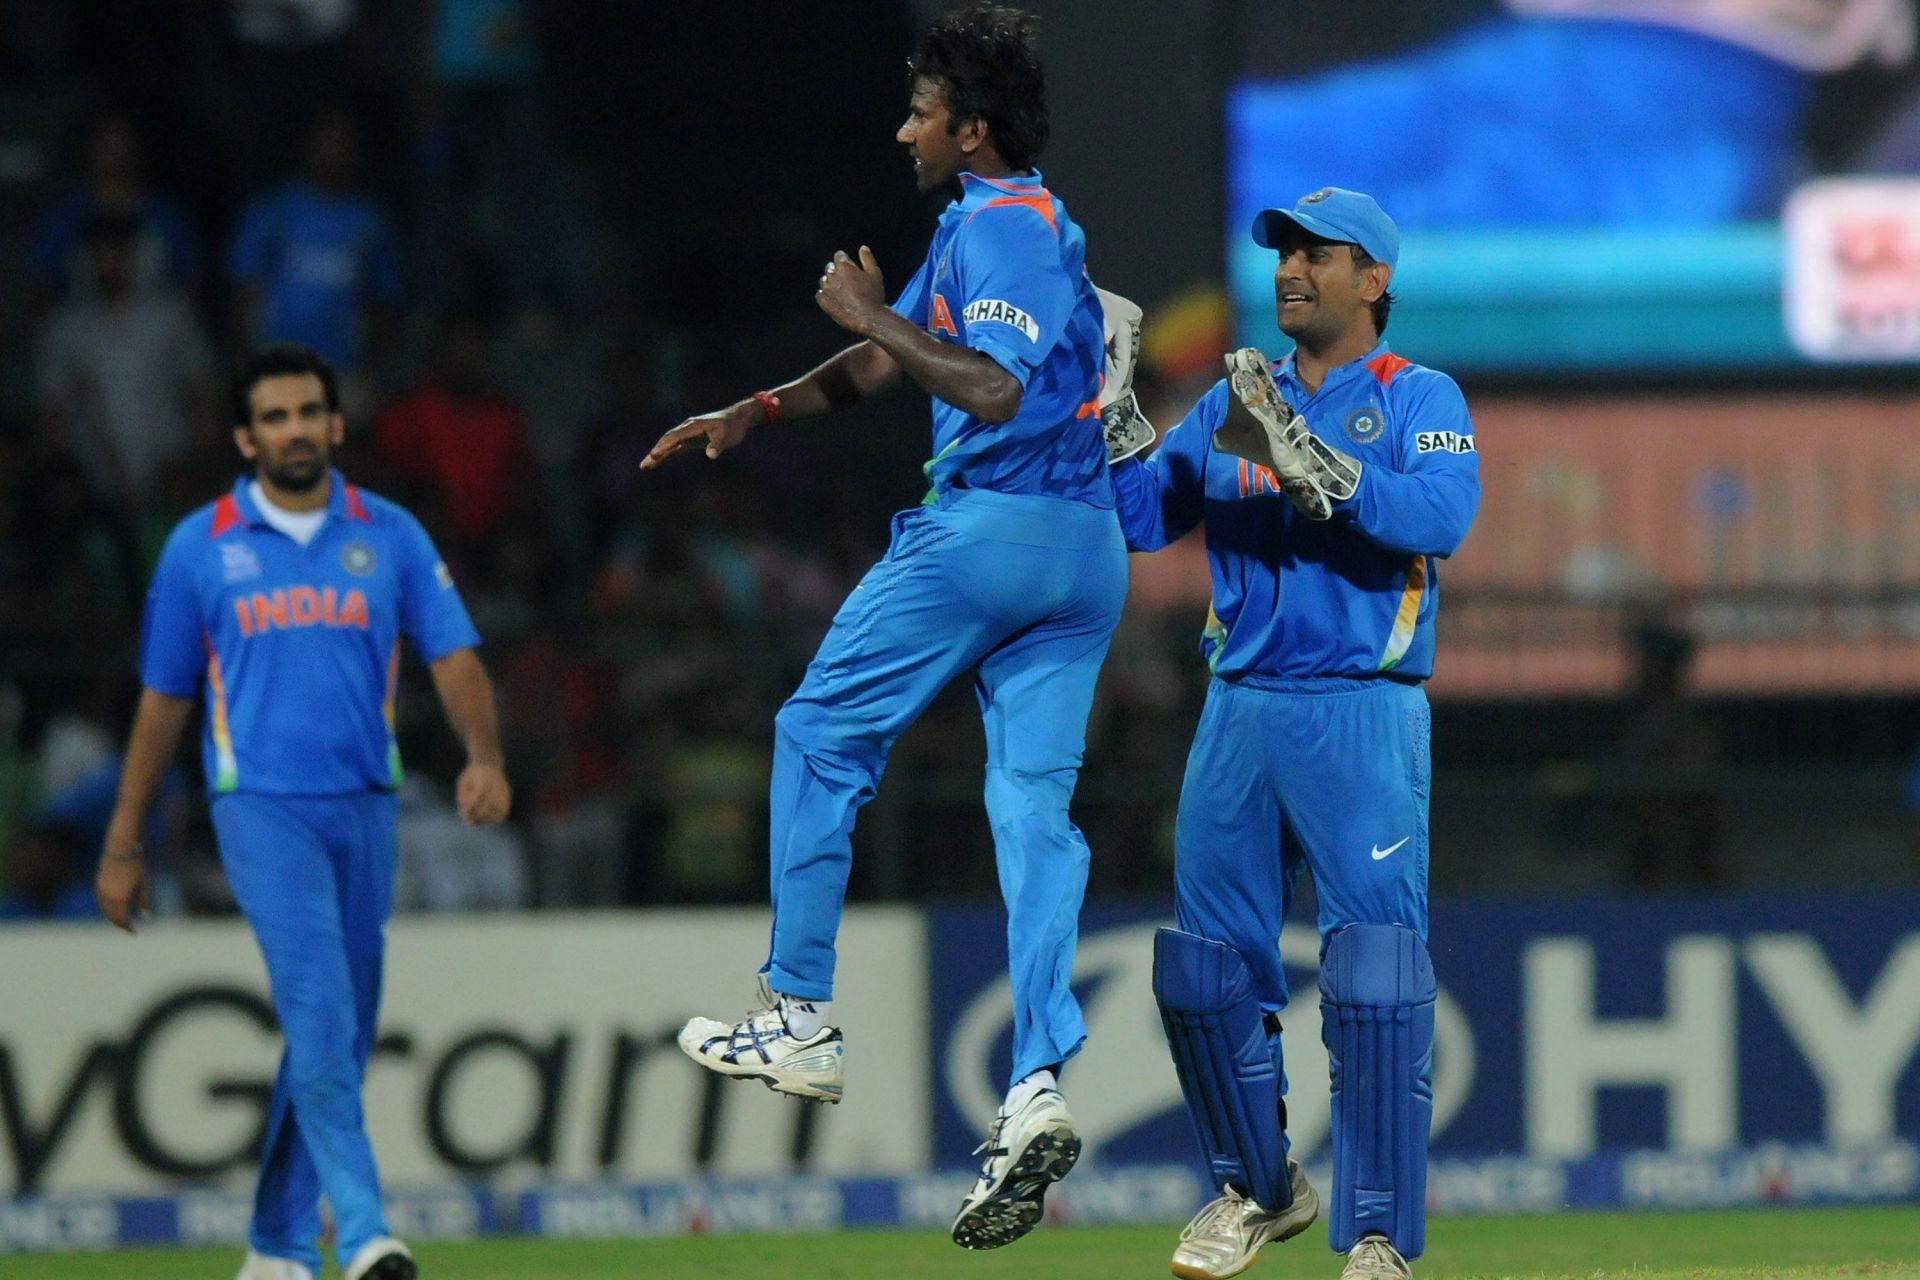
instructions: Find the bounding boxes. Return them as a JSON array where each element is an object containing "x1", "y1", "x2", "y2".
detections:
[
  {"x1": 256, "y1": 471, "x2": 331, "y2": 514},
  {"x1": 962, "y1": 146, "x2": 1022, "y2": 183},
  {"x1": 1292, "y1": 326, "x2": 1379, "y2": 394}
]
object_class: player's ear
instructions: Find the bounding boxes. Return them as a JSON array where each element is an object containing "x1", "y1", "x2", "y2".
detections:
[
  {"x1": 233, "y1": 425, "x2": 258, "y2": 460},
  {"x1": 328, "y1": 413, "x2": 346, "y2": 445},
  {"x1": 957, "y1": 114, "x2": 988, "y2": 157},
  {"x1": 1358, "y1": 259, "x2": 1391, "y2": 304}
]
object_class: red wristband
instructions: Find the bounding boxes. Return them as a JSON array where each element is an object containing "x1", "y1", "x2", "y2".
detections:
[{"x1": 752, "y1": 390, "x2": 781, "y2": 424}]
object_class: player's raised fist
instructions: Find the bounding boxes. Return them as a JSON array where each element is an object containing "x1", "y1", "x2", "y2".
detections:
[{"x1": 816, "y1": 246, "x2": 886, "y2": 334}]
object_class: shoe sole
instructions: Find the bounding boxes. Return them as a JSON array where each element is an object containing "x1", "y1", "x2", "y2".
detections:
[
  {"x1": 355, "y1": 1254, "x2": 417, "y2": 1280},
  {"x1": 675, "y1": 1038, "x2": 844, "y2": 1104},
  {"x1": 1168, "y1": 1181, "x2": 1319, "y2": 1280},
  {"x1": 950, "y1": 1127, "x2": 1083, "y2": 1250}
]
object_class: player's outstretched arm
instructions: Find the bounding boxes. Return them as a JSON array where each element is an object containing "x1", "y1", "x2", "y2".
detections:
[
  {"x1": 640, "y1": 338, "x2": 902, "y2": 469},
  {"x1": 1113, "y1": 386, "x2": 1217, "y2": 553},
  {"x1": 97, "y1": 688, "x2": 195, "y2": 933},
  {"x1": 429, "y1": 648, "x2": 512, "y2": 826},
  {"x1": 816, "y1": 246, "x2": 1023, "y2": 424}
]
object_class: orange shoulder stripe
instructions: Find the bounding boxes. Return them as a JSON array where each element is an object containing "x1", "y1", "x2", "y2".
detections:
[
  {"x1": 977, "y1": 193, "x2": 1058, "y2": 234},
  {"x1": 210, "y1": 493, "x2": 243, "y2": 537},
  {"x1": 1366, "y1": 351, "x2": 1412, "y2": 386}
]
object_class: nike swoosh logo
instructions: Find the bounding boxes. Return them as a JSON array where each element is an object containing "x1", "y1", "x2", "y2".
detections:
[{"x1": 1371, "y1": 837, "x2": 1410, "y2": 861}]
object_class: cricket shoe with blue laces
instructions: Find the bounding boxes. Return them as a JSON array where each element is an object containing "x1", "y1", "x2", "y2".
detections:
[
  {"x1": 950, "y1": 1088, "x2": 1082, "y2": 1249},
  {"x1": 677, "y1": 976, "x2": 844, "y2": 1103}
]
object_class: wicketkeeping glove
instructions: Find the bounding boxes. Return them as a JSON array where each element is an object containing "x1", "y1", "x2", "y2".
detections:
[
  {"x1": 1095, "y1": 286, "x2": 1157, "y2": 463},
  {"x1": 1213, "y1": 347, "x2": 1361, "y2": 520}
]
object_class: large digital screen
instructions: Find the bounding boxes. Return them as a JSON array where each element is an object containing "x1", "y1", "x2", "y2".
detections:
[{"x1": 1226, "y1": 2, "x2": 1920, "y2": 373}]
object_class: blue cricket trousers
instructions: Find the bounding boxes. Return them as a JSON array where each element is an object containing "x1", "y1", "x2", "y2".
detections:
[
  {"x1": 1172, "y1": 675, "x2": 1435, "y2": 1254},
  {"x1": 765, "y1": 489, "x2": 1127, "y2": 1084},
  {"x1": 1173, "y1": 675, "x2": 1431, "y2": 1013},
  {"x1": 212, "y1": 791, "x2": 398, "y2": 1273}
]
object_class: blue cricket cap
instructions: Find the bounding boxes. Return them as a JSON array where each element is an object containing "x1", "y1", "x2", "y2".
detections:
[{"x1": 1252, "y1": 187, "x2": 1399, "y2": 270}]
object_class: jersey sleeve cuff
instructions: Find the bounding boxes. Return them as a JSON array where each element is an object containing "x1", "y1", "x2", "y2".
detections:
[
  {"x1": 140, "y1": 672, "x2": 201, "y2": 700},
  {"x1": 414, "y1": 628, "x2": 482, "y2": 665},
  {"x1": 968, "y1": 334, "x2": 1037, "y2": 389}
]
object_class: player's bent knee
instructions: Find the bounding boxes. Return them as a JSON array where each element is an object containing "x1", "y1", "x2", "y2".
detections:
[
  {"x1": 774, "y1": 700, "x2": 884, "y2": 781},
  {"x1": 1154, "y1": 926, "x2": 1259, "y2": 1012},
  {"x1": 1320, "y1": 923, "x2": 1434, "y2": 1008},
  {"x1": 981, "y1": 764, "x2": 1074, "y2": 829},
  {"x1": 1319, "y1": 923, "x2": 1435, "y2": 1257}
]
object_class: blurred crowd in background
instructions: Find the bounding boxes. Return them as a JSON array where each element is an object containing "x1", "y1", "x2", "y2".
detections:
[{"x1": 1, "y1": 0, "x2": 1916, "y2": 925}]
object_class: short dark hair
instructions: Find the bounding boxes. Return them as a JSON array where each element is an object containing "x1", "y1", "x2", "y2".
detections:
[
  {"x1": 1351, "y1": 247, "x2": 1395, "y2": 336},
  {"x1": 233, "y1": 342, "x2": 341, "y2": 427},
  {"x1": 908, "y1": 4, "x2": 1048, "y2": 172}
]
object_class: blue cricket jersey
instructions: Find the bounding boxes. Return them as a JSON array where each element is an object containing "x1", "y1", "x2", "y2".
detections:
[
  {"x1": 140, "y1": 472, "x2": 481, "y2": 796},
  {"x1": 889, "y1": 170, "x2": 1113, "y2": 508},
  {"x1": 228, "y1": 181, "x2": 404, "y2": 369},
  {"x1": 1114, "y1": 342, "x2": 1480, "y2": 681}
]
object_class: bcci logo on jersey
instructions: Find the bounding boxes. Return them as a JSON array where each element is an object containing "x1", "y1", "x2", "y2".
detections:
[
  {"x1": 962, "y1": 298, "x2": 1039, "y2": 343},
  {"x1": 342, "y1": 541, "x2": 378, "y2": 576},
  {"x1": 1343, "y1": 407, "x2": 1387, "y2": 446}
]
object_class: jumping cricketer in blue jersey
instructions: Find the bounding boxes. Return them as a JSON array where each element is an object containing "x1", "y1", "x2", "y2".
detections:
[
  {"x1": 1116, "y1": 189, "x2": 1480, "y2": 1280},
  {"x1": 97, "y1": 343, "x2": 511, "y2": 1280},
  {"x1": 644, "y1": 5, "x2": 1124, "y2": 1251}
]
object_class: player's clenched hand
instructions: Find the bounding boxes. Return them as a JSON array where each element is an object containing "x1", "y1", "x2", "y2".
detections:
[
  {"x1": 816, "y1": 246, "x2": 886, "y2": 334},
  {"x1": 456, "y1": 762, "x2": 512, "y2": 826},
  {"x1": 95, "y1": 850, "x2": 149, "y2": 934},
  {"x1": 641, "y1": 401, "x2": 763, "y2": 468}
]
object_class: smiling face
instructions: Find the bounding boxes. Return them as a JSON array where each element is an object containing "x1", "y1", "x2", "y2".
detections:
[
  {"x1": 235, "y1": 372, "x2": 343, "y2": 494},
  {"x1": 897, "y1": 76, "x2": 979, "y2": 193},
  {"x1": 1270, "y1": 224, "x2": 1390, "y2": 351}
]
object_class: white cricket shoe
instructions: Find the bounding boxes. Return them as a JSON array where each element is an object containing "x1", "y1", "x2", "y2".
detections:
[
  {"x1": 1342, "y1": 1234, "x2": 1412, "y2": 1280},
  {"x1": 1170, "y1": 1160, "x2": 1320, "y2": 1280},
  {"x1": 950, "y1": 1088, "x2": 1082, "y2": 1249},
  {"x1": 235, "y1": 1252, "x2": 315, "y2": 1280},
  {"x1": 343, "y1": 1235, "x2": 416, "y2": 1280},
  {"x1": 677, "y1": 977, "x2": 844, "y2": 1103}
]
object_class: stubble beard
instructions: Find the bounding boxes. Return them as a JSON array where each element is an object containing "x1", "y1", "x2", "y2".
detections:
[{"x1": 265, "y1": 453, "x2": 328, "y2": 493}]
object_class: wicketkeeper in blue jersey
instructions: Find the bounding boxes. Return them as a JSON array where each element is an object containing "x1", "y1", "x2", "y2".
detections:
[
  {"x1": 96, "y1": 343, "x2": 512, "y2": 1280},
  {"x1": 1113, "y1": 189, "x2": 1480, "y2": 1280},
  {"x1": 644, "y1": 3, "x2": 1137, "y2": 1251}
]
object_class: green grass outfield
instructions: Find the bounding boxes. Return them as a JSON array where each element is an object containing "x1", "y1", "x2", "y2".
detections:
[{"x1": 9, "y1": 1207, "x2": 1920, "y2": 1280}]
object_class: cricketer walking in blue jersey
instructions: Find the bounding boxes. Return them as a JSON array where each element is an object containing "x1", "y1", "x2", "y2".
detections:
[
  {"x1": 141, "y1": 478, "x2": 479, "y2": 795},
  {"x1": 100, "y1": 345, "x2": 509, "y2": 1280},
  {"x1": 1132, "y1": 190, "x2": 1479, "y2": 1280},
  {"x1": 654, "y1": 9, "x2": 1121, "y2": 1250}
]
